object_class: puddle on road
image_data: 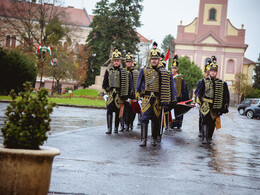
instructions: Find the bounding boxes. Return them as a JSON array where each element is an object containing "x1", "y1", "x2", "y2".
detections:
[
  {"x1": 0, "y1": 103, "x2": 106, "y2": 136},
  {"x1": 1, "y1": 103, "x2": 259, "y2": 179}
]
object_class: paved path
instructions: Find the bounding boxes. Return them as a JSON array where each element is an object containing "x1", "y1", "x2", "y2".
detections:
[
  {"x1": 1, "y1": 103, "x2": 259, "y2": 194},
  {"x1": 46, "y1": 106, "x2": 260, "y2": 195}
]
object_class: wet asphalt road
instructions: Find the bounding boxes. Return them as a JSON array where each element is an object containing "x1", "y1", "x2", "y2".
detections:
[{"x1": 0, "y1": 102, "x2": 260, "y2": 194}]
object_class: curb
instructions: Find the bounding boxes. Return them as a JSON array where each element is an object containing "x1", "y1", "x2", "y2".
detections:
[{"x1": 0, "y1": 100, "x2": 106, "y2": 110}]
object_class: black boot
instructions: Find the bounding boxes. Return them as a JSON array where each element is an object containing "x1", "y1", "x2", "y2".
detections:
[
  {"x1": 114, "y1": 113, "x2": 119, "y2": 133},
  {"x1": 106, "y1": 114, "x2": 112, "y2": 134},
  {"x1": 151, "y1": 121, "x2": 158, "y2": 146},
  {"x1": 130, "y1": 113, "x2": 136, "y2": 130},
  {"x1": 202, "y1": 125, "x2": 208, "y2": 144},
  {"x1": 124, "y1": 113, "x2": 130, "y2": 131},
  {"x1": 208, "y1": 123, "x2": 215, "y2": 143},
  {"x1": 198, "y1": 115, "x2": 202, "y2": 137},
  {"x1": 137, "y1": 114, "x2": 142, "y2": 126},
  {"x1": 139, "y1": 124, "x2": 148, "y2": 147},
  {"x1": 119, "y1": 117, "x2": 124, "y2": 132}
]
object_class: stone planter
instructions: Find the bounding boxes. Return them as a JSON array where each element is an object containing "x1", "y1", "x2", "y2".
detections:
[{"x1": 0, "y1": 145, "x2": 60, "y2": 195}]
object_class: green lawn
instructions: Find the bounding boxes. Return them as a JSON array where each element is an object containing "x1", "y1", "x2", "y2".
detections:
[
  {"x1": 0, "y1": 96, "x2": 16, "y2": 100},
  {"x1": 49, "y1": 97, "x2": 106, "y2": 107},
  {"x1": 0, "y1": 93, "x2": 106, "y2": 108},
  {"x1": 62, "y1": 89, "x2": 99, "y2": 97}
]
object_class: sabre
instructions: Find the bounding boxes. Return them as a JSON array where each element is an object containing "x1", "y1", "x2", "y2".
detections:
[{"x1": 160, "y1": 107, "x2": 164, "y2": 136}]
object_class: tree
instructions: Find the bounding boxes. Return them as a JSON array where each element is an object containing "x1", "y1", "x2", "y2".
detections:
[
  {"x1": 253, "y1": 53, "x2": 260, "y2": 89},
  {"x1": 177, "y1": 56, "x2": 203, "y2": 92},
  {"x1": 0, "y1": 47, "x2": 37, "y2": 94},
  {"x1": 75, "y1": 44, "x2": 92, "y2": 85},
  {"x1": 86, "y1": 0, "x2": 143, "y2": 87},
  {"x1": 161, "y1": 34, "x2": 175, "y2": 55},
  {"x1": 43, "y1": 45, "x2": 76, "y2": 93},
  {"x1": 233, "y1": 73, "x2": 253, "y2": 102}
]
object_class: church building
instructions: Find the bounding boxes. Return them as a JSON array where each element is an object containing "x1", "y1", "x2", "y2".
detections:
[{"x1": 174, "y1": 0, "x2": 255, "y2": 102}]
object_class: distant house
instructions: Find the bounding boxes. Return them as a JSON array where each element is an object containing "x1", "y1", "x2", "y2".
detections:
[
  {"x1": 174, "y1": 0, "x2": 255, "y2": 103},
  {"x1": 0, "y1": 0, "x2": 93, "y2": 92},
  {"x1": 0, "y1": 0, "x2": 151, "y2": 92}
]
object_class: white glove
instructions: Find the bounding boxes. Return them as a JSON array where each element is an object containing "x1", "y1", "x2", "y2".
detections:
[{"x1": 103, "y1": 94, "x2": 108, "y2": 102}]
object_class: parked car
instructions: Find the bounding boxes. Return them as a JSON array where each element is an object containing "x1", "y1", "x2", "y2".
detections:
[
  {"x1": 245, "y1": 104, "x2": 260, "y2": 119},
  {"x1": 237, "y1": 98, "x2": 255, "y2": 115}
]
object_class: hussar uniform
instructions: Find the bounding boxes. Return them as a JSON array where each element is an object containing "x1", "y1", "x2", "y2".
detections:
[
  {"x1": 170, "y1": 55, "x2": 189, "y2": 129},
  {"x1": 195, "y1": 62, "x2": 230, "y2": 144},
  {"x1": 120, "y1": 50, "x2": 136, "y2": 132},
  {"x1": 102, "y1": 48, "x2": 134, "y2": 134},
  {"x1": 136, "y1": 42, "x2": 177, "y2": 147},
  {"x1": 195, "y1": 58, "x2": 211, "y2": 137}
]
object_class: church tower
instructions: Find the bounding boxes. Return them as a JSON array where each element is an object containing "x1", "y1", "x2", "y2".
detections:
[
  {"x1": 174, "y1": 0, "x2": 255, "y2": 103},
  {"x1": 197, "y1": 0, "x2": 228, "y2": 41}
]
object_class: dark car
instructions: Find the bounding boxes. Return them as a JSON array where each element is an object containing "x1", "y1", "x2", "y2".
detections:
[
  {"x1": 245, "y1": 102, "x2": 260, "y2": 119},
  {"x1": 237, "y1": 98, "x2": 255, "y2": 115}
]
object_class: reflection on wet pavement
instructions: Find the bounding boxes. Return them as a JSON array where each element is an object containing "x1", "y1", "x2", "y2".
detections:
[
  {"x1": 0, "y1": 103, "x2": 106, "y2": 137},
  {"x1": 49, "y1": 106, "x2": 106, "y2": 134},
  {"x1": 0, "y1": 102, "x2": 259, "y2": 181}
]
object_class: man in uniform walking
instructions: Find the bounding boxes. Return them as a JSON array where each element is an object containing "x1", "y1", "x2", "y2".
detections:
[
  {"x1": 136, "y1": 42, "x2": 177, "y2": 147},
  {"x1": 195, "y1": 58, "x2": 211, "y2": 137},
  {"x1": 195, "y1": 62, "x2": 230, "y2": 144},
  {"x1": 120, "y1": 50, "x2": 137, "y2": 131},
  {"x1": 170, "y1": 55, "x2": 189, "y2": 130},
  {"x1": 102, "y1": 48, "x2": 133, "y2": 134}
]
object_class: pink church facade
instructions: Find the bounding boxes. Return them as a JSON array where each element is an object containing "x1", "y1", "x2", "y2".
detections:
[{"x1": 174, "y1": 0, "x2": 255, "y2": 103}]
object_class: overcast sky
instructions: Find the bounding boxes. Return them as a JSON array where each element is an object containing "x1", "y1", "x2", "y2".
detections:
[{"x1": 63, "y1": 0, "x2": 260, "y2": 62}]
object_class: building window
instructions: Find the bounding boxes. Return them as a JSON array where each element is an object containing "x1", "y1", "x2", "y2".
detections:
[
  {"x1": 74, "y1": 43, "x2": 79, "y2": 54},
  {"x1": 226, "y1": 59, "x2": 235, "y2": 74},
  {"x1": 6, "y1": 35, "x2": 10, "y2": 47},
  {"x1": 11, "y1": 36, "x2": 16, "y2": 48},
  {"x1": 209, "y1": 8, "x2": 216, "y2": 20}
]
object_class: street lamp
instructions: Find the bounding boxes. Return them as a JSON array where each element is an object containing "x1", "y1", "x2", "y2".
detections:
[
  {"x1": 36, "y1": 44, "x2": 51, "y2": 89},
  {"x1": 51, "y1": 58, "x2": 58, "y2": 96}
]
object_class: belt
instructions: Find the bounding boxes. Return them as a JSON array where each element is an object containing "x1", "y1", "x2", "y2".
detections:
[
  {"x1": 110, "y1": 88, "x2": 120, "y2": 93},
  {"x1": 202, "y1": 97, "x2": 213, "y2": 103}
]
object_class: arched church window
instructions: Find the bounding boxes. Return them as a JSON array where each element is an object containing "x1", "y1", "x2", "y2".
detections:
[
  {"x1": 226, "y1": 59, "x2": 235, "y2": 74},
  {"x1": 209, "y1": 8, "x2": 216, "y2": 20}
]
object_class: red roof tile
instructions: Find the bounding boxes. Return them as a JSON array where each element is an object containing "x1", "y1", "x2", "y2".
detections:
[
  {"x1": 0, "y1": 0, "x2": 91, "y2": 27},
  {"x1": 137, "y1": 32, "x2": 152, "y2": 43}
]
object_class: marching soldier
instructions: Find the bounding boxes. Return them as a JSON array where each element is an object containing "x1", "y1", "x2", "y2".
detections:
[
  {"x1": 195, "y1": 58, "x2": 211, "y2": 137},
  {"x1": 195, "y1": 62, "x2": 230, "y2": 144},
  {"x1": 102, "y1": 48, "x2": 134, "y2": 134},
  {"x1": 136, "y1": 42, "x2": 177, "y2": 147},
  {"x1": 159, "y1": 53, "x2": 170, "y2": 131},
  {"x1": 129, "y1": 58, "x2": 140, "y2": 130},
  {"x1": 120, "y1": 50, "x2": 136, "y2": 132},
  {"x1": 170, "y1": 55, "x2": 189, "y2": 129}
]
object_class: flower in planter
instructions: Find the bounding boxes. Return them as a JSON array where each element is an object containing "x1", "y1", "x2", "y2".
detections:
[{"x1": 1, "y1": 82, "x2": 57, "y2": 149}]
